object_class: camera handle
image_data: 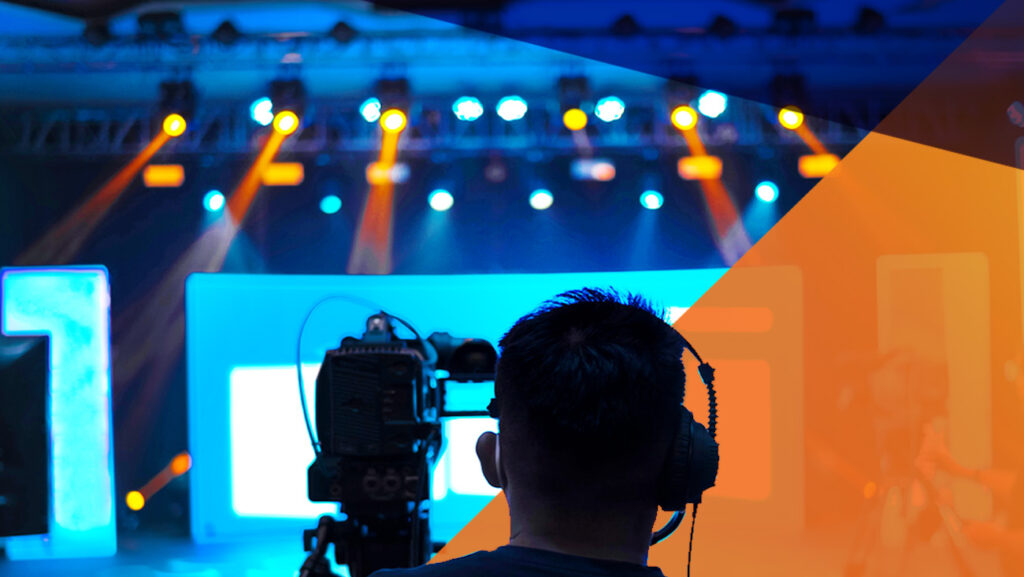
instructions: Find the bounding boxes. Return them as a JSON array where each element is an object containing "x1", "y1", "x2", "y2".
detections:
[{"x1": 300, "y1": 516, "x2": 341, "y2": 577}]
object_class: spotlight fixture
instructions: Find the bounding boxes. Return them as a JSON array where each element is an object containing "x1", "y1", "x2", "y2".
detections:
[
  {"x1": 428, "y1": 189, "x2": 454, "y2": 212},
  {"x1": 203, "y1": 190, "x2": 225, "y2": 212},
  {"x1": 320, "y1": 195, "x2": 342, "y2": 215},
  {"x1": 212, "y1": 20, "x2": 240, "y2": 46},
  {"x1": 529, "y1": 189, "x2": 554, "y2": 210},
  {"x1": 158, "y1": 80, "x2": 196, "y2": 121},
  {"x1": 162, "y1": 114, "x2": 187, "y2": 137},
  {"x1": 755, "y1": 181, "x2": 779, "y2": 203},
  {"x1": 380, "y1": 109, "x2": 407, "y2": 133},
  {"x1": 269, "y1": 79, "x2": 306, "y2": 117},
  {"x1": 496, "y1": 96, "x2": 528, "y2": 121},
  {"x1": 273, "y1": 111, "x2": 299, "y2": 135},
  {"x1": 670, "y1": 106, "x2": 698, "y2": 131},
  {"x1": 594, "y1": 97, "x2": 625, "y2": 122},
  {"x1": 137, "y1": 11, "x2": 185, "y2": 41},
  {"x1": 697, "y1": 91, "x2": 728, "y2": 119},
  {"x1": 640, "y1": 190, "x2": 664, "y2": 210},
  {"x1": 778, "y1": 106, "x2": 804, "y2": 130},
  {"x1": 330, "y1": 21, "x2": 357, "y2": 44},
  {"x1": 563, "y1": 108, "x2": 588, "y2": 131},
  {"x1": 83, "y1": 20, "x2": 112, "y2": 47},
  {"x1": 452, "y1": 97, "x2": 484, "y2": 122},
  {"x1": 360, "y1": 98, "x2": 382, "y2": 123}
]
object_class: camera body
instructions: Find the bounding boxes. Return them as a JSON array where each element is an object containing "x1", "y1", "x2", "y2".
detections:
[{"x1": 304, "y1": 313, "x2": 496, "y2": 576}]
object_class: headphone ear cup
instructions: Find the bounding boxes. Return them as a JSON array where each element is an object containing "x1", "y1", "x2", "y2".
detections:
[
  {"x1": 657, "y1": 407, "x2": 720, "y2": 511},
  {"x1": 657, "y1": 407, "x2": 694, "y2": 511}
]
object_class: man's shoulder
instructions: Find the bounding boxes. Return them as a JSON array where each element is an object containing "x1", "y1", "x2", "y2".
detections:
[{"x1": 368, "y1": 550, "x2": 496, "y2": 577}]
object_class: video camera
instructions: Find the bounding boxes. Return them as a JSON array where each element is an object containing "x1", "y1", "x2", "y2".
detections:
[{"x1": 301, "y1": 313, "x2": 496, "y2": 577}]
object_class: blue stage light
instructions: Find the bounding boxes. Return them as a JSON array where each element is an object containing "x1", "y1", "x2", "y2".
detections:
[
  {"x1": 496, "y1": 96, "x2": 528, "y2": 121},
  {"x1": 452, "y1": 97, "x2": 484, "y2": 122},
  {"x1": 319, "y1": 195, "x2": 342, "y2": 214},
  {"x1": 428, "y1": 189, "x2": 454, "y2": 212},
  {"x1": 359, "y1": 97, "x2": 381, "y2": 123},
  {"x1": 755, "y1": 181, "x2": 779, "y2": 203},
  {"x1": 640, "y1": 190, "x2": 664, "y2": 210},
  {"x1": 594, "y1": 96, "x2": 626, "y2": 122},
  {"x1": 697, "y1": 90, "x2": 728, "y2": 119},
  {"x1": 204, "y1": 190, "x2": 225, "y2": 212},
  {"x1": 529, "y1": 189, "x2": 553, "y2": 210},
  {"x1": 250, "y1": 97, "x2": 274, "y2": 126}
]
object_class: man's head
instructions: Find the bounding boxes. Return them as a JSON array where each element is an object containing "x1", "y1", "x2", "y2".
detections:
[{"x1": 476, "y1": 288, "x2": 685, "y2": 512}]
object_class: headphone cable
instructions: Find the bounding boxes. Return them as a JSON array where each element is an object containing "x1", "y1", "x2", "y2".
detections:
[{"x1": 687, "y1": 503, "x2": 699, "y2": 577}]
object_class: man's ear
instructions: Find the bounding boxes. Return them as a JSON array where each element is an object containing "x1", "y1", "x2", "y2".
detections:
[{"x1": 475, "y1": 431, "x2": 503, "y2": 489}]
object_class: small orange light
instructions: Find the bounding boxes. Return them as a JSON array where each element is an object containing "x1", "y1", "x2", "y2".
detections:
[
  {"x1": 863, "y1": 481, "x2": 878, "y2": 500},
  {"x1": 170, "y1": 452, "x2": 192, "y2": 476},
  {"x1": 162, "y1": 114, "x2": 186, "y2": 137},
  {"x1": 677, "y1": 155, "x2": 723, "y2": 180},
  {"x1": 562, "y1": 108, "x2": 588, "y2": 131},
  {"x1": 273, "y1": 111, "x2": 300, "y2": 135},
  {"x1": 380, "y1": 109, "x2": 407, "y2": 133},
  {"x1": 798, "y1": 153, "x2": 840, "y2": 178},
  {"x1": 671, "y1": 106, "x2": 698, "y2": 131},
  {"x1": 142, "y1": 164, "x2": 185, "y2": 188},
  {"x1": 261, "y1": 162, "x2": 305, "y2": 186},
  {"x1": 778, "y1": 106, "x2": 804, "y2": 130},
  {"x1": 126, "y1": 491, "x2": 145, "y2": 511}
]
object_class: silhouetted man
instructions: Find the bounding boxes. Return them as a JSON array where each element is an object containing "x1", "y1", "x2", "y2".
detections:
[{"x1": 371, "y1": 288, "x2": 692, "y2": 576}]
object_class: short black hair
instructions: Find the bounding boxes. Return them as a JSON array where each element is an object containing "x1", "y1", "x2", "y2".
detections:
[{"x1": 493, "y1": 288, "x2": 685, "y2": 506}]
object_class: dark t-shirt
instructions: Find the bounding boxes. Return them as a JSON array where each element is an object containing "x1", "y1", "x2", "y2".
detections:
[{"x1": 369, "y1": 546, "x2": 667, "y2": 577}]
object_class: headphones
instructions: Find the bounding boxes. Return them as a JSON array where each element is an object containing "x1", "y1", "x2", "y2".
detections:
[{"x1": 485, "y1": 334, "x2": 720, "y2": 542}]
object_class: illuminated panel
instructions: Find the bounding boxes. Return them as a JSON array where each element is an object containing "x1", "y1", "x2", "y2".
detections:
[
  {"x1": 228, "y1": 365, "x2": 335, "y2": 518},
  {"x1": 443, "y1": 419, "x2": 499, "y2": 496},
  {"x1": 142, "y1": 164, "x2": 186, "y2": 188},
  {"x1": 260, "y1": 162, "x2": 305, "y2": 187},
  {"x1": 677, "y1": 155, "x2": 723, "y2": 180},
  {"x1": 797, "y1": 153, "x2": 840, "y2": 178},
  {"x1": 1, "y1": 267, "x2": 115, "y2": 558}
]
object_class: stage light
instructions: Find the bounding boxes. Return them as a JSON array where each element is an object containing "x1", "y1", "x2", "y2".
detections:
[
  {"x1": 640, "y1": 190, "x2": 664, "y2": 210},
  {"x1": 778, "y1": 106, "x2": 804, "y2": 130},
  {"x1": 273, "y1": 111, "x2": 299, "y2": 135},
  {"x1": 125, "y1": 491, "x2": 145, "y2": 512},
  {"x1": 428, "y1": 189, "x2": 454, "y2": 212},
  {"x1": 143, "y1": 164, "x2": 185, "y2": 188},
  {"x1": 671, "y1": 105, "x2": 698, "y2": 131},
  {"x1": 677, "y1": 155, "x2": 723, "y2": 180},
  {"x1": 359, "y1": 97, "x2": 382, "y2": 123},
  {"x1": 452, "y1": 97, "x2": 484, "y2": 122},
  {"x1": 755, "y1": 181, "x2": 779, "y2": 203},
  {"x1": 380, "y1": 109, "x2": 407, "y2": 133},
  {"x1": 170, "y1": 453, "x2": 192, "y2": 476},
  {"x1": 250, "y1": 97, "x2": 273, "y2": 126},
  {"x1": 529, "y1": 189, "x2": 553, "y2": 210},
  {"x1": 697, "y1": 90, "x2": 728, "y2": 118},
  {"x1": 162, "y1": 114, "x2": 186, "y2": 137},
  {"x1": 203, "y1": 190, "x2": 225, "y2": 212},
  {"x1": 798, "y1": 153, "x2": 839, "y2": 178},
  {"x1": 563, "y1": 108, "x2": 587, "y2": 131},
  {"x1": 320, "y1": 195, "x2": 342, "y2": 214},
  {"x1": 594, "y1": 96, "x2": 625, "y2": 122},
  {"x1": 496, "y1": 96, "x2": 528, "y2": 121}
]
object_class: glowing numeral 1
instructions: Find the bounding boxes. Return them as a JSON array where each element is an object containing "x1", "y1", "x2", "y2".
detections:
[{"x1": 1, "y1": 267, "x2": 116, "y2": 558}]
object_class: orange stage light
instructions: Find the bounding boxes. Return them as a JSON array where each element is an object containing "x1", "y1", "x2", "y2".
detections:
[
  {"x1": 671, "y1": 105, "x2": 698, "y2": 131},
  {"x1": 380, "y1": 109, "x2": 407, "y2": 133},
  {"x1": 142, "y1": 164, "x2": 185, "y2": 188},
  {"x1": 162, "y1": 114, "x2": 187, "y2": 137},
  {"x1": 562, "y1": 108, "x2": 588, "y2": 131},
  {"x1": 273, "y1": 111, "x2": 299, "y2": 135},
  {"x1": 125, "y1": 490, "x2": 145, "y2": 511},
  {"x1": 261, "y1": 162, "x2": 305, "y2": 186},
  {"x1": 798, "y1": 153, "x2": 840, "y2": 178},
  {"x1": 778, "y1": 106, "x2": 804, "y2": 130},
  {"x1": 677, "y1": 155, "x2": 723, "y2": 180},
  {"x1": 170, "y1": 452, "x2": 192, "y2": 476}
]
